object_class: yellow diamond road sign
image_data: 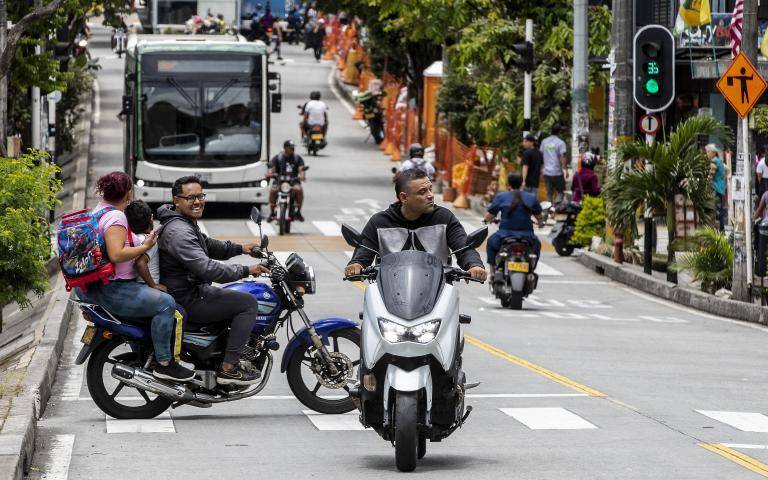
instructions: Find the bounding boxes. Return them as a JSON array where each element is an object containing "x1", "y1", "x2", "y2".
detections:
[{"x1": 716, "y1": 52, "x2": 768, "y2": 119}]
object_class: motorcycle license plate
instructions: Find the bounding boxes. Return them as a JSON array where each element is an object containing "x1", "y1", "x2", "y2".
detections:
[
  {"x1": 506, "y1": 261, "x2": 529, "y2": 272},
  {"x1": 365, "y1": 113, "x2": 375, "y2": 119},
  {"x1": 311, "y1": 134, "x2": 323, "y2": 140},
  {"x1": 81, "y1": 325, "x2": 97, "y2": 345},
  {"x1": 554, "y1": 213, "x2": 569, "y2": 221}
]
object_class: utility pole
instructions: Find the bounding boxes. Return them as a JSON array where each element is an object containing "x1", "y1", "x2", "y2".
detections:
[
  {"x1": 152, "y1": 0, "x2": 158, "y2": 33},
  {"x1": 0, "y1": 0, "x2": 7, "y2": 155},
  {"x1": 572, "y1": 0, "x2": 589, "y2": 167},
  {"x1": 732, "y1": 2, "x2": 758, "y2": 302},
  {"x1": 523, "y1": 18, "x2": 533, "y2": 135},
  {"x1": 31, "y1": 0, "x2": 41, "y2": 150},
  {"x1": 608, "y1": 0, "x2": 634, "y2": 263}
]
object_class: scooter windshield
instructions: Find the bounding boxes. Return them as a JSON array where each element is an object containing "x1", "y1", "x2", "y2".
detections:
[{"x1": 377, "y1": 250, "x2": 444, "y2": 321}]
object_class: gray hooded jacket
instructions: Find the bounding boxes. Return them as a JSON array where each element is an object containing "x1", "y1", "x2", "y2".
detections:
[{"x1": 156, "y1": 204, "x2": 249, "y2": 300}]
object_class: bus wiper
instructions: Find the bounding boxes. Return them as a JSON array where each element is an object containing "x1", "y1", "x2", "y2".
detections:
[
  {"x1": 206, "y1": 79, "x2": 238, "y2": 112},
  {"x1": 165, "y1": 77, "x2": 198, "y2": 110}
]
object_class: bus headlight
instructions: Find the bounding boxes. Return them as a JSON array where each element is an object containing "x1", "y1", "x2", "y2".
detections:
[
  {"x1": 280, "y1": 181, "x2": 291, "y2": 193},
  {"x1": 260, "y1": 179, "x2": 269, "y2": 188},
  {"x1": 378, "y1": 318, "x2": 441, "y2": 344},
  {"x1": 136, "y1": 179, "x2": 145, "y2": 188}
]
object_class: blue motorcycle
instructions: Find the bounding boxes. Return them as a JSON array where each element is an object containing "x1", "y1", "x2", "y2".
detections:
[{"x1": 72, "y1": 208, "x2": 360, "y2": 419}]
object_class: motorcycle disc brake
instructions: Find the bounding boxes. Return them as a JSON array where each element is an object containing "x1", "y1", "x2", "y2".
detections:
[{"x1": 312, "y1": 351, "x2": 353, "y2": 389}]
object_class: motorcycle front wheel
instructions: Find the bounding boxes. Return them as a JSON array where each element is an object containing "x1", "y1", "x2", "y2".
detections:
[
  {"x1": 286, "y1": 328, "x2": 360, "y2": 414},
  {"x1": 86, "y1": 338, "x2": 172, "y2": 419},
  {"x1": 553, "y1": 237, "x2": 575, "y2": 256},
  {"x1": 278, "y1": 203, "x2": 290, "y2": 235},
  {"x1": 394, "y1": 390, "x2": 419, "y2": 472}
]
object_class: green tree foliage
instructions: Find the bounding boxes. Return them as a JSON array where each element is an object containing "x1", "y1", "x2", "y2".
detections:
[
  {"x1": 603, "y1": 116, "x2": 732, "y2": 269},
  {"x1": 673, "y1": 226, "x2": 733, "y2": 293},
  {"x1": 0, "y1": 151, "x2": 61, "y2": 322},
  {"x1": 572, "y1": 195, "x2": 605, "y2": 247}
]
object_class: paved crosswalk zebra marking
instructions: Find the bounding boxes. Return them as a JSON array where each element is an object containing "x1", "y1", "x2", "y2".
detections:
[
  {"x1": 106, "y1": 411, "x2": 176, "y2": 433},
  {"x1": 535, "y1": 261, "x2": 563, "y2": 276},
  {"x1": 500, "y1": 407, "x2": 598, "y2": 430},
  {"x1": 302, "y1": 410, "x2": 367, "y2": 431},
  {"x1": 247, "y1": 219, "x2": 276, "y2": 237},
  {"x1": 312, "y1": 220, "x2": 342, "y2": 236},
  {"x1": 696, "y1": 411, "x2": 768, "y2": 432}
]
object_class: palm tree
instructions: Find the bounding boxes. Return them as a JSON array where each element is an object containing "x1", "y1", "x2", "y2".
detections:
[{"x1": 603, "y1": 115, "x2": 733, "y2": 283}]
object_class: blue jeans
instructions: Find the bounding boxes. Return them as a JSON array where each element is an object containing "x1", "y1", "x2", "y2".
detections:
[
  {"x1": 76, "y1": 280, "x2": 176, "y2": 363},
  {"x1": 486, "y1": 229, "x2": 541, "y2": 265}
]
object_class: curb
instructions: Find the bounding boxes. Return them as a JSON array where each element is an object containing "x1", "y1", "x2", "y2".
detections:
[
  {"x1": 331, "y1": 66, "x2": 356, "y2": 105},
  {"x1": 0, "y1": 88, "x2": 92, "y2": 480},
  {"x1": 578, "y1": 251, "x2": 768, "y2": 326}
]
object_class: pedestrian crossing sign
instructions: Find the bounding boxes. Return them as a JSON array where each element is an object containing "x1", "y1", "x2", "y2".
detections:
[{"x1": 716, "y1": 52, "x2": 767, "y2": 119}]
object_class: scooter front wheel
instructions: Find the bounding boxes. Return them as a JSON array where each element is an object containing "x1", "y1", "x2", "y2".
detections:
[
  {"x1": 394, "y1": 390, "x2": 419, "y2": 472},
  {"x1": 553, "y1": 236, "x2": 575, "y2": 256}
]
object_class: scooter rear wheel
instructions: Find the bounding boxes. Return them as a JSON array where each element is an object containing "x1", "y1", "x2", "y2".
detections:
[
  {"x1": 507, "y1": 292, "x2": 524, "y2": 310},
  {"x1": 395, "y1": 390, "x2": 419, "y2": 472}
]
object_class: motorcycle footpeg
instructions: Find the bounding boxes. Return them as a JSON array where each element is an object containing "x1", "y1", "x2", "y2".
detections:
[
  {"x1": 461, "y1": 405, "x2": 473, "y2": 423},
  {"x1": 464, "y1": 381, "x2": 481, "y2": 390}
]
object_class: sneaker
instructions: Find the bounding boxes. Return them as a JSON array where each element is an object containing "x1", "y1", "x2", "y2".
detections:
[
  {"x1": 294, "y1": 212, "x2": 305, "y2": 222},
  {"x1": 217, "y1": 364, "x2": 261, "y2": 385},
  {"x1": 153, "y1": 362, "x2": 195, "y2": 382}
]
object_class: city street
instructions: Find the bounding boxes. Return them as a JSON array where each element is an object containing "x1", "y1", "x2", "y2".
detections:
[{"x1": 24, "y1": 29, "x2": 768, "y2": 480}]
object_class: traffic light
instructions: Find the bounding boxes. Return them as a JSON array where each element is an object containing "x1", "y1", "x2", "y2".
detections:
[
  {"x1": 633, "y1": 25, "x2": 675, "y2": 112},
  {"x1": 511, "y1": 41, "x2": 534, "y2": 73}
]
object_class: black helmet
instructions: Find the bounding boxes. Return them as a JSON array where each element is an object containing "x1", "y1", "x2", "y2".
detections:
[
  {"x1": 409, "y1": 143, "x2": 424, "y2": 158},
  {"x1": 310, "y1": 91, "x2": 321, "y2": 101},
  {"x1": 582, "y1": 151, "x2": 597, "y2": 169}
]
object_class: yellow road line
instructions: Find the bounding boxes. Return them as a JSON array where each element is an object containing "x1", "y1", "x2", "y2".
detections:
[
  {"x1": 700, "y1": 443, "x2": 768, "y2": 477},
  {"x1": 464, "y1": 334, "x2": 606, "y2": 397}
]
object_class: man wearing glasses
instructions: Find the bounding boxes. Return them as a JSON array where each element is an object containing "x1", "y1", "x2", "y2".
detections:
[{"x1": 156, "y1": 176, "x2": 270, "y2": 385}]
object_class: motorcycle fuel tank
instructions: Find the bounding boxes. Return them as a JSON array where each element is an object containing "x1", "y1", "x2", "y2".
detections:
[{"x1": 224, "y1": 280, "x2": 282, "y2": 333}]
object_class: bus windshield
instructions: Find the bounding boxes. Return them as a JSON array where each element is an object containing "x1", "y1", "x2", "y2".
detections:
[{"x1": 140, "y1": 55, "x2": 263, "y2": 167}]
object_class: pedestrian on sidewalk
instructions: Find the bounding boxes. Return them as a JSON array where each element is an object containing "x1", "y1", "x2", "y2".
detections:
[
  {"x1": 540, "y1": 124, "x2": 569, "y2": 204},
  {"x1": 520, "y1": 133, "x2": 543, "y2": 195},
  {"x1": 706, "y1": 143, "x2": 728, "y2": 231}
]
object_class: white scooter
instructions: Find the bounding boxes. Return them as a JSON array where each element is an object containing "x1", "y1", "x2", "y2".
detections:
[{"x1": 342, "y1": 223, "x2": 487, "y2": 472}]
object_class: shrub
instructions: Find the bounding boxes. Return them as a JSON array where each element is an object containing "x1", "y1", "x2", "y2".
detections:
[
  {"x1": 572, "y1": 196, "x2": 605, "y2": 247},
  {"x1": 0, "y1": 151, "x2": 60, "y2": 331},
  {"x1": 673, "y1": 226, "x2": 733, "y2": 293}
]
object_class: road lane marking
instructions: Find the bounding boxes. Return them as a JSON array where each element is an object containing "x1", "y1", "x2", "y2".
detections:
[
  {"x1": 69, "y1": 393, "x2": 587, "y2": 402},
  {"x1": 40, "y1": 434, "x2": 75, "y2": 480},
  {"x1": 106, "y1": 411, "x2": 175, "y2": 433},
  {"x1": 303, "y1": 410, "x2": 367, "y2": 431},
  {"x1": 535, "y1": 261, "x2": 563, "y2": 276},
  {"x1": 327, "y1": 67, "x2": 357, "y2": 115},
  {"x1": 197, "y1": 221, "x2": 209, "y2": 237},
  {"x1": 464, "y1": 335, "x2": 606, "y2": 397},
  {"x1": 700, "y1": 443, "x2": 768, "y2": 477},
  {"x1": 696, "y1": 411, "x2": 768, "y2": 432},
  {"x1": 500, "y1": 407, "x2": 598, "y2": 430},
  {"x1": 247, "y1": 219, "x2": 276, "y2": 237},
  {"x1": 93, "y1": 78, "x2": 100, "y2": 125},
  {"x1": 271, "y1": 251, "x2": 292, "y2": 266},
  {"x1": 60, "y1": 319, "x2": 86, "y2": 401},
  {"x1": 723, "y1": 444, "x2": 768, "y2": 450},
  {"x1": 539, "y1": 280, "x2": 611, "y2": 284},
  {"x1": 312, "y1": 220, "x2": 341, "y2": 236}
]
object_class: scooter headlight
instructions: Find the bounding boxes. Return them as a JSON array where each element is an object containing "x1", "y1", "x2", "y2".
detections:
[
  {"x1": 280, "y1": 181, "x2": 291, "y2": 193},
  {"x1": 377, "y1": 318, "x2": 441, "y2": 344}
]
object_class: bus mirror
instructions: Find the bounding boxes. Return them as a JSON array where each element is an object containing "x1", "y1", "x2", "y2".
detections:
[
  {"x1": 271, "y1": 93, "x2": 282, "y2": 113},
  {"x1": 121, "y1": 95, "x2": 132, "y2": 115}
]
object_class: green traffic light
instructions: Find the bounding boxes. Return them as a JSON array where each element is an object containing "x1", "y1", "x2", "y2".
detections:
[{"x1": 645, "y1": 78, "x2": 660, "y2": 95}]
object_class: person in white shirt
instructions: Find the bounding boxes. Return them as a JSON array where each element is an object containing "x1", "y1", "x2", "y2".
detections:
[
  {"x1": 397, "y1": 144, "x2": 435, "y2": 180},
  {"x1": 300, "y1": 90, "x2": 329, "y2": 140}
]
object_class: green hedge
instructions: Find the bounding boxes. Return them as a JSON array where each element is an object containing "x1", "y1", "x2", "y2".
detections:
[{"x1": 572, "y1": 196, "x2": 605, "y2": 247}]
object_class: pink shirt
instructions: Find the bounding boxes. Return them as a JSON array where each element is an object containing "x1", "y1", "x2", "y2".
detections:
[{"x1": 95, "y1": 202, "x2": 139, "y2": 280}]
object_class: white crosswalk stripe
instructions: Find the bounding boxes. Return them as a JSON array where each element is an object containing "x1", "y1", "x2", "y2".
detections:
[
  {"x1": 40, "y1": 434, "x2": 75, "y2": 480},
  {"x1": 500, "y1": 407, "x2": 598, "y2": 430},
  {"x1": 303, "y1": 410, "x2": 367, "y2": 431},
  {"x1": 247, "y1": 219, "x2": 276, "y2": 237},
  {"x1": 535, "y1": 261, "x2": 563, "y2": 276},
  {"x1": 106, "y1": 411, "x2": 176, "y2": 433},
  {"x1": 696, "y1": 410, "x2": 768, "y2": 432},
  {"x1": 312, "y1": 220, "x2": 342, "y2": 236}
]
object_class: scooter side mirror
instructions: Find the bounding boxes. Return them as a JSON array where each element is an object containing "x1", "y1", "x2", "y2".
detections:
[
  {"x1": 465, "y1": 226, "x2": 489, "y2": 249},
  {"x1": 391, "y1": 167, "x2": 398, "y2": 174},
  {"x1": 260, "y1": 234, "x2": 269, "y2": 249},
  {"x1": 250, "y1": 206, "x2": 262, "y2": 225},
  {"x1": 341, "y1": 223, "x2": 362, "y2": 248}
]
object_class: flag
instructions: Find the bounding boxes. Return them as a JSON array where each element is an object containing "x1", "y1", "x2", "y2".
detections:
[
  {"x1": 678, "y1": 0, "x2": 712, "y2": 27},
  {"x1": 730, "y1": 0, "x2": 744, "y2": 58}
]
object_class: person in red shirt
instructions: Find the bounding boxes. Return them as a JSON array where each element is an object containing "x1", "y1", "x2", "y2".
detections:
[{"x1": 572, "y1": 150, "x2": 600, "y2": 203}]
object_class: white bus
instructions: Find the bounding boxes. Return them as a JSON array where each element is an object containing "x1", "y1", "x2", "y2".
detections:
[{"x1": 122, "y1": 34, "x2": 281, "y2": 204}]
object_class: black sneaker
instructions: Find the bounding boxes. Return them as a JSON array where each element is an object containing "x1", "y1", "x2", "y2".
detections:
[
  {"x1": 217, "y1": 364, "x2": 261, "y2": 385},
  {"x1": 153, "y1": 362, "x2": 195, "y2": 382},
  {"x1": 294, "y1": 212, "x2": 305, "y2": 222}
]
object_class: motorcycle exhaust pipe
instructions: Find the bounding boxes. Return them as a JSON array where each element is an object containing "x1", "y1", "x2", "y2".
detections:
[{"x1": 111, "y1": 363, "x2": 194, "y2": 402}]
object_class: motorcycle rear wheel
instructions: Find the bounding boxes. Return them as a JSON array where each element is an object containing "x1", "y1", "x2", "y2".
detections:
[
  {"x1": 394, "y1": 391, "x2": 419, "y2": 472},
  {"x1": 86, "y1": 338, "x2": 172, "y2": 419},
  {"x1": 286, "y1": 328, "x2": 360, "y2": 414},
  {"x1": 553, "y1": 237, "x2": 575, "y2": 257},
  {"x1": 418, "y1": 436, "x2": 427, "y2": 459},
  {"x1": 507, "y1": 292, "x2": 524, "y2": 310}
]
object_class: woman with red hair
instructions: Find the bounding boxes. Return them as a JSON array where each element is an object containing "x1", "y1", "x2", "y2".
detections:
[{"x1": 75, "y1": 171, "x2": 194, "y2": 382}]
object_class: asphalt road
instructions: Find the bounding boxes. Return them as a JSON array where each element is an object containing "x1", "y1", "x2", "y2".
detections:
[{"x1": 26, "y1": 29, "x2": 768, "y2": 480}]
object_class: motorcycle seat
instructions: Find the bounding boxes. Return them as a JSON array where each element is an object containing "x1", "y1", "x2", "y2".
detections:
[{"x1": 501, "y1": 236, "x2": 535, "y2": 246}]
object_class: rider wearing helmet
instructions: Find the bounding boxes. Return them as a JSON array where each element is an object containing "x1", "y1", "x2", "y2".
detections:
[
  {"x1": 571, "y1": 149, "x2": 601, "y2": 203},
  {"x1": 397, "y1": 143, "x2": 435, "y2": 180},
  {"x1": 301, "y1": 90, "x2": 329, "y2": 141}
]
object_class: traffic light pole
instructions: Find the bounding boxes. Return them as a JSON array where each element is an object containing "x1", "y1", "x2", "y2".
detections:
[
  {"x1": 644, "y1": 113, "x2": 654, "y2": 275},
  {"x1": 523, "y1": 19, "x2": 532, "y2": 135}
]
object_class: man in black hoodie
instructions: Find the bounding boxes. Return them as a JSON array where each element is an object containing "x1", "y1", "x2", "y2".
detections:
[
  {"x1": 344, "y1": 169, "x2": 487, "y2": 281},
  {"x1": 157, "y1": 176, "x2": 270, "y2": 386}
]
